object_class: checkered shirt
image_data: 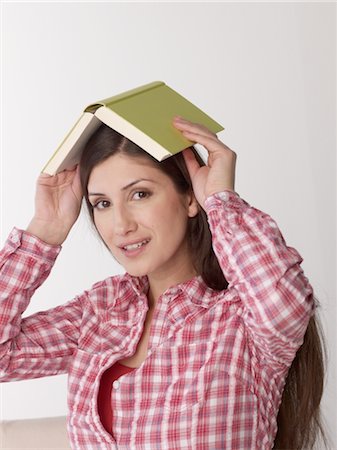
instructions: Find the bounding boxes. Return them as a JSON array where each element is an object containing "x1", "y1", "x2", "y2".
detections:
[{"x1": 0, "y1": 191, "x2": 314, "y2": 449}]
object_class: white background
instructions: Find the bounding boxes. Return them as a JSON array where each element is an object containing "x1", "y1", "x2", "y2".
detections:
[{"x1": 1, "y1": 2, "x2": 336, "y2": 447}]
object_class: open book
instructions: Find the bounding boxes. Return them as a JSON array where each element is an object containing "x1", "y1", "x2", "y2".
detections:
[{"x1": 42, "y1": 81, "x2": 224, "y2": 175}]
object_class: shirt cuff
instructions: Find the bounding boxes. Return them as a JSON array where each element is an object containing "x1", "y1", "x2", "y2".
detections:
[
  {"x1": 7, "y1": 227, "x2": 61, "y2": 264},
  {"x1": 204, "y1": 190, "x2": 248, "y2": 213}
]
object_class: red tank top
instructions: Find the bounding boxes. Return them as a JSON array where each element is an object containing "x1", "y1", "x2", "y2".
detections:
[{"x1": 97, "y1": 361, "x2": 136, "y2": 436}]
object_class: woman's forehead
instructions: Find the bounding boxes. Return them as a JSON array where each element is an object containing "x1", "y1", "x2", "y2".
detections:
[{"x1": 87, "y1": 153, "x2": 169, "y2": 191}]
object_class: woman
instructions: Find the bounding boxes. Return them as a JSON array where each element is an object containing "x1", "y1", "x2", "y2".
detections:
[{"x1": 0, "y1": 117, "x2": 325, "y2": 449}]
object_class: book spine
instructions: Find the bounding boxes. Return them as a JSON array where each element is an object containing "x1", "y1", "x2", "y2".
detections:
[{"x1": 85, "y1": 81, "x2": 165, "y2": 113}]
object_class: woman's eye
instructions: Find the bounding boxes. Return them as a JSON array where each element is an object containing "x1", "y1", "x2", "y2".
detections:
[
  {"x1": 93, "y1": 200, "x2": 110, "y2": 210},
  {"x1": 133, "y1": 190, "x2": 150, "y2": 200}
]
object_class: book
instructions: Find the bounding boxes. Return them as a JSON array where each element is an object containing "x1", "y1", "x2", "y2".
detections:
[{"x1": 42, "y1": 81, "x2": 224, "y2": 175}]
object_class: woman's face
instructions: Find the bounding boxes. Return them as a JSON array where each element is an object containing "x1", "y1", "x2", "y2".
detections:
[{"x1": 87, "y1": 153, "x2": 198, "y2": 281}]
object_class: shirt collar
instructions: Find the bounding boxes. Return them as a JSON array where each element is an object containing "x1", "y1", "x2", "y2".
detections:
[{"x1": 121, "y1": 272, "x2": 219, "y2": 309}]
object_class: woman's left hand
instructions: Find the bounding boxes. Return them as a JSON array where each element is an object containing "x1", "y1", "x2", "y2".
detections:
[{"x1": 173, "y1": 116, "x2": 237, "y2": 209}]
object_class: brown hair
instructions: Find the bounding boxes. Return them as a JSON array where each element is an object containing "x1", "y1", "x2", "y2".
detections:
[{"x1": 80, "y1": 124, "x2": 326, "y2": 449}]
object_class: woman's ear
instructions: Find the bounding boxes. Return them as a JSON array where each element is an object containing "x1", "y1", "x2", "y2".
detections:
[{"x1": 187, "y1": 191, "x2": 200, "y2": 218}]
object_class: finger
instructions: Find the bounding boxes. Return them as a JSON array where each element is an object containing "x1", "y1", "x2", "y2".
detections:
[
  {"x1": 38, "y1": 165, "x2": 79, "y2": 188},
  {"x1": 38, "y1": 172, "x2": 53, "y2": 180},
  {"x1": 173, "y1": 117, "x2": 218, "y2": 139},
  {"x1": 180, "y1": 129, "x2": 233, "y2": 156},
  {"x1": 71, "y1": 165, "x2": 83, "y2": 199},
  {"x1": 176, "y1": 125, "x2": 220, "y2": 148},
  {"x1": 182, "y1": 148, "x2": 201, "y2": 180}
]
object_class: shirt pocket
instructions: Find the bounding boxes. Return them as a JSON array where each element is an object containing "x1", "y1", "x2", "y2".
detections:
[{"x1": 157, "y1": 341, "x2": 217, "y2": 413}]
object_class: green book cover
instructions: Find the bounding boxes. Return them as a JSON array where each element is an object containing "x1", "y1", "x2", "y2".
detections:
[{"x1": 43, "y1": 81, "x2": 224, "y2": 175}]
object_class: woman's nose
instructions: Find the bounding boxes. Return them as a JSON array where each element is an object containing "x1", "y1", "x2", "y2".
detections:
[{"x1": 112, "y1": 205, "x2": 137, "y2": 235}]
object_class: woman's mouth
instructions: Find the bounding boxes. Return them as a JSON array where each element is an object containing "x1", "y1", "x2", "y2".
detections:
[{"x1": 119, "y1": 239, "x2": 150, "y2": 256}]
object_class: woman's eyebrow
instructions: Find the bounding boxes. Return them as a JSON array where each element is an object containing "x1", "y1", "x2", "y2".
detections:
[
  {"x1": 88, "y1": 178, "x2": 156, "y2": 197},
  {"x1": 88, "y1": 192, "x2": 105, "y2": 197},
  {"x1": 121, "y1": 178, "x2": 155, "y2": 191}
]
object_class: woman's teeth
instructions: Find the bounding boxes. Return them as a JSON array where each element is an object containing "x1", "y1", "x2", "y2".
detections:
[{"x1": 123, "y1": 240, "x2": 149, "y2": 251}]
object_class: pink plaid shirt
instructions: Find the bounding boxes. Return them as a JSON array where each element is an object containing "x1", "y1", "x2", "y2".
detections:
[{"x1": 0, "y1": 191, "x2": 314, "y2": 449}]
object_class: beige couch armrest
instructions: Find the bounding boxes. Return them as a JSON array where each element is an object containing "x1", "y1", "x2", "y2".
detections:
[{"x1": 0, "y1": 416, "x2": 70, "y2": 449}]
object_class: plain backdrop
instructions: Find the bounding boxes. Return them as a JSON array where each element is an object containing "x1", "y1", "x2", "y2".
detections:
[{"x1": 1, "y1": 1, "x2": 336, "y2": 447}]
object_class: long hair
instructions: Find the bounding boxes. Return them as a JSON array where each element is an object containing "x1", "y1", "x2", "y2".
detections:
[{"x1": 79, "y1": 123, "x2": 326, "y2": 449}]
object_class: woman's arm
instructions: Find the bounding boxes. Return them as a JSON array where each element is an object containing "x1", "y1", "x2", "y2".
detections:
[
  {"x1": 173, "y1": 117, "x2": 314, "y2": 365},
  {"x1": 205, "y1": 190, "x2": 314, "y2": 365},
  {"x1": 0, "y1": 165, "x2": 85, "y2": 381},
  {"x1": 0, "y1": 228, "x2": 84, "y2": 381}
]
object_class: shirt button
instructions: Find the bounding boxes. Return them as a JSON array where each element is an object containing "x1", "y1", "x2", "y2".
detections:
[{"x1": 112, "y1": 380, "x2": 120, "y2": 390}]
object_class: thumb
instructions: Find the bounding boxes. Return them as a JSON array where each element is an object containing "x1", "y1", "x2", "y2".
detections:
[
  {"x1": 182, "y1": 148, "x2": 200, "y2": 181},
  {"x1": 72, "y1": 165, "x2": 83, "y2": 201}
]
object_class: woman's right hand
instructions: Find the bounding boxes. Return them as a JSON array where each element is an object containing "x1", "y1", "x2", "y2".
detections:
[{"x1": 26, "y1": 166, "x2": 83, "y2": 245}]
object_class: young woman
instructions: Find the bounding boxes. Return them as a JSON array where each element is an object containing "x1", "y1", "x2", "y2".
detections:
[{"x1": 0, "y1": 117, "x2": 325, "y2": 449}]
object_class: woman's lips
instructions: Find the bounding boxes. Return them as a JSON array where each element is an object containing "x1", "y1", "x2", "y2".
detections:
[{"x1": 119, "y1": 239, "x2": 150, "y2": 257}]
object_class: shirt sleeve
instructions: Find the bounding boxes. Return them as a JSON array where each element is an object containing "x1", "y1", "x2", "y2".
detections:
[
  {"x1": 204, "y1": 191, "x2": 315, "y2": 365},
  {"x1": 0, "y1": 228, "x2": 84, "y2": 381}
]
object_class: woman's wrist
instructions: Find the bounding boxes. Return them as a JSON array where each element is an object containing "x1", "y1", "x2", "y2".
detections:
[{"x1": 26, "y1": 218, "x2": 68, "y2": 246}]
